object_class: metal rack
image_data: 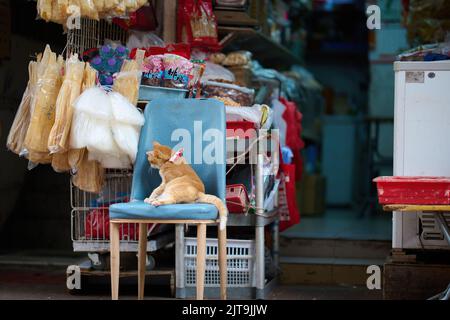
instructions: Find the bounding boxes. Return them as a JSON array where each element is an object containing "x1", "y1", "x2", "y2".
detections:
[{"x1": 175, "y1": 131, "x2": 281, "y2": 299}]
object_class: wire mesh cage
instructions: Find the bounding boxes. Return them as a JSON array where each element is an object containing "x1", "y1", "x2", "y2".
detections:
[
  {"x1": 65, "y1": 18, "x2": 128, "y2": 57},
  {"x1": 70, "y1": 169, "x2": 138, "y2": 251}
]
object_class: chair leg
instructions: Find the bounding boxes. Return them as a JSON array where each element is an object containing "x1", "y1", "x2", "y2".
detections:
[
  {"x1": 110, "y1": 222, "x2": 120, "y2": 300},
  {"x1": 138, "y1": 223, "x2": 147, "y2": 300},
  {"x1": 196, "y1": 223, "x2": 207, "y2": 300},
  {"x1": 218, "y1": 226, "x2": 227, "y2": 300}
]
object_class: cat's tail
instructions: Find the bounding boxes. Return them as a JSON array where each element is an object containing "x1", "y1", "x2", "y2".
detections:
[{"x1": 197, "y1": 193, "x2": 228, "y2": 230}]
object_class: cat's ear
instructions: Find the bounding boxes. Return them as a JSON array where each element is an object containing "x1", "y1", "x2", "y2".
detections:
[{"x1": 153, "y1": 141, "x2": 161, "y2": 149}]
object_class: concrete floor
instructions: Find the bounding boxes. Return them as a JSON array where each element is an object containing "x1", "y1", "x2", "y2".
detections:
[
  {"x1": 0, "y1": 264, "x2": 382, "y2": 300},
  {"x1": 282, "y1": 208, "x2": 392, "y2": 241}
]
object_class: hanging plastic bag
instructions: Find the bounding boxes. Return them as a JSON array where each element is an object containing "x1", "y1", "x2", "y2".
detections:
[
  {"x1": 72, "y1": 148, "x2": 105, "y2": 193},
  {"x1": 113, "y1": 2, "x2": 158, "y2": 31},
  {"x1": 113, "y1": 49, "x2": 145, "y2": 105},
  {"x1": 48, "y1": 54, "x2": 85, "y2": 154},
  {"x1": 7, "y1": 61, "x2": 38, "y2": 156},
  {"x1": 109, "y1": 91, "x2": 144, "y2": 163},
  {"x1": 24, "y1": 46, "x2": 64, "y2": 166},
  {"x1": 177, "y1": 0, "x2": 220, "y2": 50}
]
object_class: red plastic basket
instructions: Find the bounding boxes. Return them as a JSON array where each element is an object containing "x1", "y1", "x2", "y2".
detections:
[
  {"x1": 373, "y1": 176, "x2": 450, "y2": 205},
  {"x1": 226, "y1": 184, "x2": 249, "y2": 214}
]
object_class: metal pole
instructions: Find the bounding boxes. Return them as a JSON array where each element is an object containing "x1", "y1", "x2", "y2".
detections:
[
  {"x1": 175, "y1": 224, "x2": 186, "y2": 298},
  {"x1": 255, "y1": 153, "x2": 265, "y2": 299}
]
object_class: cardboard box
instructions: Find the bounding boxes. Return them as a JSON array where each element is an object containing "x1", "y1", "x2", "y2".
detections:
[{"x1": 297, "y1": 174, "x2": 326, "y2": 216}]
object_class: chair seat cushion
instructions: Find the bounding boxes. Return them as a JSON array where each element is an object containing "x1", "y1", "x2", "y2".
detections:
[{"x1": 109, "y1": 200, "x2": 218, "y2": 221}]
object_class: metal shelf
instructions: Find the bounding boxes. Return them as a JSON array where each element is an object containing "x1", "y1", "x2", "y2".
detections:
[
  {"x1": 218, "y1": 26, "x2": 303, "y2": 70},
  {"x1": 228, "y1": 209, "x2": 279, "y2": 227},
  {"x1": 72, "y1": 231, "x2": 174, "y2": 253}
]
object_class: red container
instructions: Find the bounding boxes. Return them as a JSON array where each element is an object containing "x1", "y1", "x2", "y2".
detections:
[
  {"x1": 226, "y1": 121, "x2": 257, "y2": 139},
  {"x1": 373, "y1": 176, "x2": 450, "y2": 205},
  {"x1": 226, "y1": 184, "x2": 249, "y2": 213}
]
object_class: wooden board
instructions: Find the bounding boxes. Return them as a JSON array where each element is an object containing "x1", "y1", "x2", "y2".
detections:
[
  {"x1": 384, "y1": 262, "x2": 450, "y2": 300},
  {"x1": 383, "y1": 204, "x2": 450, "y2": 212}
]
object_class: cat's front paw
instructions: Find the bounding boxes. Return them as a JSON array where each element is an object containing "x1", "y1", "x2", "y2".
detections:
[
  {"x1": 144, "y1": 197, "x2": 152, "y2": 204},
  {"x1": 151, "y1": 200, "x2": 161, "y2": 207}
]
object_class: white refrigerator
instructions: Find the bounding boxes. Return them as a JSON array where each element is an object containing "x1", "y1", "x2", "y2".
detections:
[{"x1": 393, "y1": 60, "x2": 450, "y2": 249}]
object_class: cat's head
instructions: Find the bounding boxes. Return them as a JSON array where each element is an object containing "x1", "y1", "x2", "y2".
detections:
[{"x1": 146, "y1": 141, "x2": 172, "y2": 169}]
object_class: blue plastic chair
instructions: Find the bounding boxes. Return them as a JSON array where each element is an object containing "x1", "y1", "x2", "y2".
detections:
[{"x1": 109, "y1": 98, "x2": 227, "y2": 300}]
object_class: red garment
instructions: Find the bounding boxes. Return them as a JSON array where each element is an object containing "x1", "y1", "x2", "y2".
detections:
[
  {"x1": 279, "y1": 97, "x2": 305, "y2": 181},
  {"x1": 278, "y1": 163, "x2": 301, "y2": 231}
]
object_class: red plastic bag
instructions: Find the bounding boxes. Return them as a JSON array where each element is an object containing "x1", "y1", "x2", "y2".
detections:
[
  {"x1": 130, "y1": 43, "x2": 191, "y2": 60},
  {"x1": 177, "y1": 0, "x2": 221, "y2": 51},
  {"x1": 278, "y1": 164, "x2": 300, "y2": 232},
  {"x1": 85, "y1": 204, "x2": 155, "y2": 241},
  {"x1": 113, "y1": 3, "x2": 158, "y2": 31}
]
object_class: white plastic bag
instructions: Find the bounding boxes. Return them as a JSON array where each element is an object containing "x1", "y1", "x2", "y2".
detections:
[
  {"x1": 109, "y1": 92, "x2": 144, "y2": 126},
  {"x1": 109, "y1": 91, "x2": 144, "y2": 163},
  {"x1": 225, "y1": 104, "x2": 273, "y2": 129}
]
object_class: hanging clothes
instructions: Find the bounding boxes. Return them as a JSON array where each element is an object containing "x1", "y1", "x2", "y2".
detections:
[{"x1": 279, "y1": 97, "x2": 305, "y2": 182}]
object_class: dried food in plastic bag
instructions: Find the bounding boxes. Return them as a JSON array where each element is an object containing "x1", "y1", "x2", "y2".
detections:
[
  {"x1": 48, "y1": 54, "x2": 85, "y2": 154},
  {"x1": 72, "y1": 148, "x2": 105, "y2": 193},
  {"x1": 127, "y1": 31, "x2": 165, "y2": 50},
  {"x1": 51, "y1": 151, "x2": 72, "y2": 172},
  {"x1": 209, "y1": 52, "x2": 226, "y2": 64},
  {"x1": 24, "y1": 46, "x2": 64, "y2": 158},
  {"x1": 222, "y1": 51, "x2": 252, "y2": 67},
  {"x1": 201, "y1": 61, "x2": 235, "y2": 83},
  {"x1": 211, "y1": 96, "x2": 240, "y2": 107},
  {"x1": 162, "y1": 54, "x2": 193, "y2": 89},
  {"x1": 69, "y1": 63, "x2": 98, "y2": 171},
  {"x1": 113, "y1": 49, "x2": 145, "y2": 105},
  {"x1": 79, "y1": 0, "x2": 99, "y2": 20},
  {"x1": 202, "y1": 80, "x2": 255, "y2": 106},
  {"x1": 7, "y1": 61, "x2": 38, "y2": 155},
  {"x1": 142, "y1": 54, "x2": 164, "y2": 86}
]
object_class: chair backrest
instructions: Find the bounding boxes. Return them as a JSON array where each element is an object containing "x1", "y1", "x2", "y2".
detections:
[{"x1": 130, "y1": 98, "x2": 226, "y2": 202}]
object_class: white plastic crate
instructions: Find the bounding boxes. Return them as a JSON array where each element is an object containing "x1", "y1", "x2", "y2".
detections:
[{"x1": 184, "y1": 237, "x2": 255, "y2": 288}]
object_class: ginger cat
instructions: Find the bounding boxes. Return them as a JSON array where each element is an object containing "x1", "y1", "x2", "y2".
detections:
[{"x1": 144, "y1": 141, "x2": 228, "y2": 230}]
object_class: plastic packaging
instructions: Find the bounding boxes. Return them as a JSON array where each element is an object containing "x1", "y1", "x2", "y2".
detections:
[
  {"x1": 48, "y1": 54, "x2": 85, "y2": 154},
  {"x1": 222, "y1": 51, "x2": 252, "y2": 67},
  {"x1": 202, "y1": 80, "x2": 255, "y2": 106},
  {"x1": 177, "y1": 0, "x2": 220, "y2": 50},
  {"x1": 72, "y1": 148, "x2": 105, "y2": 193},
  {"x1": 113, "y1": 49, "x2": 145, "y2": 105},
  {"x1": 7, "y1": 61, "x2": 38, "y2": 155},
  {"x1": 109, "y1": 91, "x2": 145, "y2": 163},
  {"x1": 72, "y1": 87, "x2": 118, "y2": 157},
  {"x1": 24, "y1": 46, "x2": 64, "y2": 163},
  {"x1": 201, "y1": 62, "x2": 235, "y2": 83},
  {"x1": 162, "y1": 54, "x2": 193, "y2": 89},
  {"x1": 225, "y1": 104, "x2": 273, "y2": 129},
  {"x1": 142, "y1": 54, "x2": 164, "y2": 86},
  {"x1": 209, "y1": 52, "x2": 226, "y2": 64},
  {"x1": 126, "y1": 31, "x2": 165, "y2": 50},
  {"x1": 37, "y1": 0, "x2": 149, "y2": 24}
]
